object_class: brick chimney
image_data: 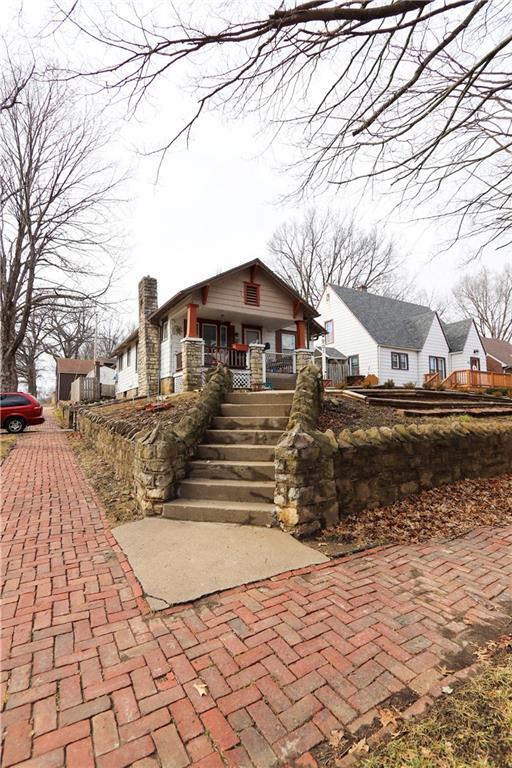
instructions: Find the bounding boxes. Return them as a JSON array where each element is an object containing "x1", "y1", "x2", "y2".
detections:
[
  {"x1": 356, "y1": 284, "x2": 368, "y2": 292},
  {"x1": 138, "y1": 276, "x2": 159, "y2": 397}
]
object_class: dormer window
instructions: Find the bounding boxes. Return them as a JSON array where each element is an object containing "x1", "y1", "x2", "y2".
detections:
[{"x1": 244, "y1": 282, "x2": 260, "y2": 306}]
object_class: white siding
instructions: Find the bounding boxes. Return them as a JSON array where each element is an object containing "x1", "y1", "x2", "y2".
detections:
[
  {"x1": 160, "y1": 314, "x2": 187, "y2": 378},
  {"x1": 116, "y1": 342, "x2": 138, "y2": 394},
  {"x1": 378, "y1": 348, "x2": 419, "y2": 386},
  {"x1": 419, "y1": 316, "x2": 450, "y2": 380},
  {"x1": 317, "y1": 288, "x2": 379, "y2": 377},
  {"x1": 450, "y1": 322, "x2": 487, "y2": 372}
]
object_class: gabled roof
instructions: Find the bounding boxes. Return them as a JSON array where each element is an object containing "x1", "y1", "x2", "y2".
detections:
[
  {"x1": 483, "y1": 337, "x2": 512, "y2": 368},
  {"x1": 151, "y1": 258, "x2": 320, "y2": 322},
  {"x1": 329, "y1": 285, "x2": 437, "y2": 350},
  {"x1": 441, "y1": 318, "x2": 474, "y2": 353},
  {"x1": 56, "y1": 358, "x2": 95, "y2": 375}
]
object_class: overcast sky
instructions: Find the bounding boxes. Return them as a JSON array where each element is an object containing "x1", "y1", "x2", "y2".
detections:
[{"x1": 4, "y1": 0, "x2": 507, "y2": 339}]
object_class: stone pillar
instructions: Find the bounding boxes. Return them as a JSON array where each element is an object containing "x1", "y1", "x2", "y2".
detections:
[
  {"x1": 138, "y1": 276, "x2": 160, "y2": 397},
  {"x1": 182, "y1": 337, "x2": 204, "y2": 391},
  {"x1": 249, "y1": 344, "x2": 266, "y2": 390},
  {"x1": 294, "y1": 349, "x2": 314, "y2": 373}
]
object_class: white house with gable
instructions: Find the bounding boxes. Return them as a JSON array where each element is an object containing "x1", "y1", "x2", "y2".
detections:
[{"x1": 317, "y1": 284, "x2": 486, "y2": 386}]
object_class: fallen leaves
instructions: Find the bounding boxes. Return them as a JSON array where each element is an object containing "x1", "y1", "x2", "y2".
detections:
[
  {"x1": 378, "y1": 708, "x2": 401, "y2": 728},
  {"x1": 193, "y1": 681, "x2": 208, "y2": 697},
  {"x1": 313, "y1": 473, "x2": 512, "y2": 549},
  {"x1": 348, "y1": 738, "x2": 369, "y2": 755}
]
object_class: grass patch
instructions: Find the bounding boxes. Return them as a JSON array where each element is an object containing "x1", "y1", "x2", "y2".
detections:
[
  {"x1": 0, "y1": 435, "x2": 16, "y2": 461},
  {"x1": 360, "y1": 648, "x2": 512, "y2": 768}
]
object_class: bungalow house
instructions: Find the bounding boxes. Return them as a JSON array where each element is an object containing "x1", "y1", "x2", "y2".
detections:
[
  {"x1": 484, "y1": 337, "x2": 512, "y2": 374},
  {"x1": 317, "y1": 285, "x2": 486, "y2": 386},
  {"x1": 113, "y1": 259, "x2": 322, "y2": 397}
]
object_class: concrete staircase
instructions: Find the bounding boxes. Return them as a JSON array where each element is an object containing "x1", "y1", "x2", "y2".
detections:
[{"x1": 162, "y1": 391, "x2": 293, "y2": 526}]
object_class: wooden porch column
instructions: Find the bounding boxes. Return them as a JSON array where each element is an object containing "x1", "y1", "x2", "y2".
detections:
[
  {"x1": 295, "y1": 319, "x2": 306, "y2": 349},
  {"x1": 186, "y1": 303, "x2": 199, "y2": 338}
]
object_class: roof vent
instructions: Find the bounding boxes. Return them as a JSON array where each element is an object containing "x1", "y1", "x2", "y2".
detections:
[{"x1": 356, "y1": 284, "x2": 368, "y2": 292}]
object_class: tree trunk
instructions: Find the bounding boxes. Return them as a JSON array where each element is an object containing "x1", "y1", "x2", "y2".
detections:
[
  {"x1": 1, "y1": 352, "x2": 19, "y2": 391},
  {"x1": 26, "y1": 359, "x2": 38, "y2": 397}
]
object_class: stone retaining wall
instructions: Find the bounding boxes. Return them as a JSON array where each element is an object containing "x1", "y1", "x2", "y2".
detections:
[
  {"x1": 64, "y1": 365, "x2": 232, "y2": 516},
  {"x1": 335, "y1": 420, "x2": 512, "y2": 517},
  {"x1": 275, "y1": 363, "x2": 339, "y2": 536}
]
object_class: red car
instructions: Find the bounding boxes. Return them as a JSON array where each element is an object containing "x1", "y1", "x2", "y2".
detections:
[{"x1": 0, "y1": 392, "x2": 45, "y2": 433}]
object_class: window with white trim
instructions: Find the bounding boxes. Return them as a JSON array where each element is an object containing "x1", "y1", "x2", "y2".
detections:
[
  {"x1": 325, "y1": 320, "x2": 334, "y2": 344},
  {"x1": 391, "y1": 351, "x2": 409, "y2": 370}
]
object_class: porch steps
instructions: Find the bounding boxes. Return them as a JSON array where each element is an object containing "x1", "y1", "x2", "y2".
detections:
[
  {"x1": 163, "y1": 391, "x2": 293, "y2": 526},
  {"x1": 212, "y1": 415, "x2": 289, "y2": 430},
  {"x1": 196, "y1": 444, "x2": 275, "y2": 461},
  {"x1": 203, "y1": 429, "x2": 283, "y2": 445}
]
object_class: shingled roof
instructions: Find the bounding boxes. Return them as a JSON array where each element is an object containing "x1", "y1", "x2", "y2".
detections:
[
  {"x1": 330, "y1": 285, "x2": 437, "y2": 350},
  {"x1": 441, "y1": 318, "x2": 474, "y2": 353},
  {"x1": 484, "y1": 337, "x2": 512, "y2": 368}
]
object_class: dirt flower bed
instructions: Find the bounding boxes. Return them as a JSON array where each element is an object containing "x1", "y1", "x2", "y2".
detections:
[
  {"x1": 310, "y1": 474, "x2": 512, "y2": 555},
  {"x1": 319, "y1": 396, "x2": 409, "y2": 432},
  {"x1": 89, "y1": 391, "x2": 199, "y2": 430}
]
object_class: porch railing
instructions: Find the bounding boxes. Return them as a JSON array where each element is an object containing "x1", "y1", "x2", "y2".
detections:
[
  {"x1": 443, "y1": 369, "x2": 512, "y2": 390},
  {"x1": 266, "y1": 351, "x2": 294, "y2": 375},
  {"x1": 424, "y1": 372, "x2": 440, "y2": 386},
  {"x1": 204, "y1": 346, "x2": 247, "y2": 369}
]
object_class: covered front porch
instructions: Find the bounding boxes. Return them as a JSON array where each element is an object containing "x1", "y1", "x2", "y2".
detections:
[{"x1": 172, "y1": 302, "x2": 313, "y2": 391}]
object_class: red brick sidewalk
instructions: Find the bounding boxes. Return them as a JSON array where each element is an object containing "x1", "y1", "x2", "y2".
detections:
[{"x1": 1, "y1": 414, "x2": 511, "y2": 768}]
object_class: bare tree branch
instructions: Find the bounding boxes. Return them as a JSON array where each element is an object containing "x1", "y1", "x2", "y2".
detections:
[
  {"x1": 0, "y1": 61, "x2": 123, "y2": 390},
  {"x1": 453, "y1": 264, "x2": 512, "y2": 340}
]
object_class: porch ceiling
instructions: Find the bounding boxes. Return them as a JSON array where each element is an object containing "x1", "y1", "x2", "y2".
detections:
[{"x1": 173, "y1": 307, "x2": 296, "y2": 331}]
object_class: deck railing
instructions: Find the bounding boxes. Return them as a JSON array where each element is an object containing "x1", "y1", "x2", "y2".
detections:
[
  {"x1": 266, "y1": 351, "x2": 294, "y2": 375},
  {"x1": 424, "y1": 372, "x2": 441, "y2": 386},
  {"x1": 443, "y1": 369, "x2": 512, "y2": 390},
  {"x1": 204, "y1": 346, "x2": 247, "y2": 369}
]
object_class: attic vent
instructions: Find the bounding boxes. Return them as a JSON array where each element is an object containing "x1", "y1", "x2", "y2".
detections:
[{"x1": 244, "y1": 282, "x2": 260, "y2": 306}]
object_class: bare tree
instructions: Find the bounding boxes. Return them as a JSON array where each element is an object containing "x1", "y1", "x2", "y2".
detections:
[
  {"x1": 42, "y1": 305, "x2": 97, "y2": 361},
  {"x1": 63, "y1": 0, "x2": 512, "y2": 247},
  {"x1": 453, "y1": 265, "x2": 512, "y2": 341},
  {"x1": 0, "y1": 62, "x2": 120, "y2": 390},
  {"x1": 268, "y1": 208, "x2": 403, "y2": 305},
  {"x1": 16, "y1": 311, "x2": 47, "y2": 396}
]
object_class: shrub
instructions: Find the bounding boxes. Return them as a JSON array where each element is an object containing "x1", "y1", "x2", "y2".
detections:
[
  {"x1": 383, "y1": 379, "x2": 395, "y2": 388},
  {"x1": 435, "y1": 383, "x2": 446, "y2": 390},
  {"x1": 403, "y1": 381, "x2": 416, "y2": 389},
  {"x1": 361, "y1": 374, "x2": 379, "y2": 388}
]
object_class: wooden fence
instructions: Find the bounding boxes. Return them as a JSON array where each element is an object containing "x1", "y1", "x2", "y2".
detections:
[{"x1": 70, "y1": 377, "x2": 116, "y2": 403}]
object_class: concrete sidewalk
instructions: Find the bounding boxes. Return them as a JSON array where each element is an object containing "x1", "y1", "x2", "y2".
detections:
[{"x1": 112, "y1": 518, "x2": 328, "y2": 608}]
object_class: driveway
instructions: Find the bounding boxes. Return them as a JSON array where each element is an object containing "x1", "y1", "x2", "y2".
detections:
[{"x1": 1, "y1": 412, "x2": 511, "y2": 767}]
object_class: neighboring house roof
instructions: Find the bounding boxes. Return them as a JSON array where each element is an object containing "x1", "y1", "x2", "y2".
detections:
[
  {"x1": 483, "y1": 337, "x2": 512, "y2": 368},
  {"x1": 329, "y1": 285, "x2": 438, "y2": 350},
  {"x1": 112, "y1": 330, "x2": 138, "y2": 357},
  {"x1": 441, "y1": 318, "x2": 474, "y2": 353},
  {"x1": 151, "y1": 258, "x2": 320, "y2": 323},
  {"x1": 56, "y1": 358, "x2": 96, "y2": 375},
  {"x1": 314, "y1": 346, "x2": 347, "y2": 360}
]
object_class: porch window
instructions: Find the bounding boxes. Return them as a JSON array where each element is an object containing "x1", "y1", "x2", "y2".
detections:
[
  {"x1": 243, "y1": 327, "x2": 262, "y2": 345},
  {"x1": 161, "y1": 319, "x2": 169, "y2": 341},
  {"x1": 281, "y1": 331, "x2": 296, "y2": 352},
  {"x1": 348, "y1": 355, "x2": 360, "y2": 376},
  {"x1": 244, "y1": 282, "x2": 260, "y2": 306},
  {"x1": 118, "y1": 354, "x2": 124, "y2": 372},
  {"x1": 429, "y1": 356, "x2": 446, "y2": 378},
  {"x1": 126, "y1": 346, "x2": 131, "y2": 367},
  {"x1": 219, "y1": 324, "x2": 228, "y2": 348},
  {"x1": 202, "y1": 323, "x2": 218, "y2": 348},
  {"x1": 325, "y1": 320, "x2": 334, "y2": 344},
  {"x1": 391, "y1": 352, "x2": 409, "y2": 370}
]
